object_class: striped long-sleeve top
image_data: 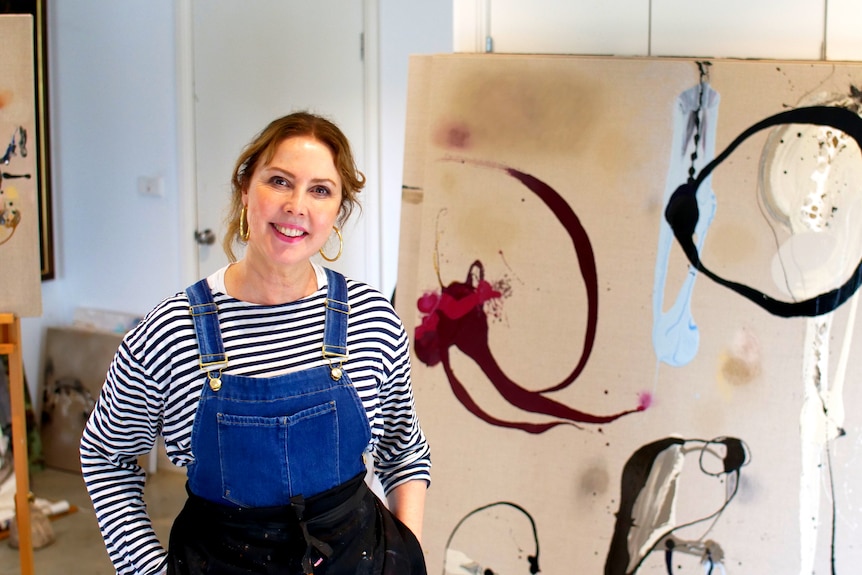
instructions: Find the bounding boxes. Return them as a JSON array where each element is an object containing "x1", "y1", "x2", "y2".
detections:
[{"x1": 80, "y1": 264, "x2": 431, "y2": 575}]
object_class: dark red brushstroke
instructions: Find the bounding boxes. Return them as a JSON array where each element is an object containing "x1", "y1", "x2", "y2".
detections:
[
  {"x1": 505, "y1": 167, "x2": 598, "y2": 392},
  {"x1": 414, "y1": 162, "x2": 645, "y2": 433}
]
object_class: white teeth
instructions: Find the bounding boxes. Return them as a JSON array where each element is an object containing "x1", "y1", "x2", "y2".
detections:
[{"x1": 275, "y1": 224, "x2": 304, "y2": 237}]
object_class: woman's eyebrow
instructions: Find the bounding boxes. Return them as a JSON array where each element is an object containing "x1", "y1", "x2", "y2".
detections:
[{"x1": 263, "y1": 166, "x2": 337, "y2": 186}]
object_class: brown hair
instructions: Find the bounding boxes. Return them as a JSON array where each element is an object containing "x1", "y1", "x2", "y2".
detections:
[{"x1": 222, "y1": 111, "x2": 366, "y2": 261}]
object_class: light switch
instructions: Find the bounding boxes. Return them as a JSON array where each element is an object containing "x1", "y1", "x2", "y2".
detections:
[{"x1": 138, "y1": 176, "x2": 164, "y2": 197}]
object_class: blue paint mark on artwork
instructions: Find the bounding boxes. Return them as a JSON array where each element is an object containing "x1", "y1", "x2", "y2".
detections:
[{"x1": 652, "y1": 81, "x2": 719, "y2": 367}]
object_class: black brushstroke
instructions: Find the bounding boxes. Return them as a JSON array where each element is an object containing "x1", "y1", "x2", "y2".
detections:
[
  {"x1": 605, "y1": 437, "x2": 749, "y2": 575},
  {"x1": 826, "y1": 424, "x2": 839, "y2": 575},
  {"x1": 665, "y1": 105, "x2": 862, "y2": 317},
  {"x1": 664, "y1": 539, "x2": 674, "y2": 575},
  {"x1": 443, "y1": 501, "x2": 541, "y2": 575},
  {"x1": 606, "y1": 437, "x2": 685, "y2": 575},
  {"x1": 687, "y1": 61, "x2": 712, "y2": 179}
]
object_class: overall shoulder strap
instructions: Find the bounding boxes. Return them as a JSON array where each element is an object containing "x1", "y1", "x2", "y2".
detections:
[
  {"x1": 185, "y1": 279, "x2": 228, "y2": 374},
  {"x1": 322, "y1": 269, "x2": 349, "y2": 367}
]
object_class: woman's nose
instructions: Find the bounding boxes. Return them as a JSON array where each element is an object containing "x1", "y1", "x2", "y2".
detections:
[{"x1": 283, "y1": 189, "x2": 306, "y2": 214}]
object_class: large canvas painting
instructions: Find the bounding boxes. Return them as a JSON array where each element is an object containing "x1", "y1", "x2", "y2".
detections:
[
  {"x1": 0, "y1": 15, "x2": 42, "y2": 317},
  {"x1": 397, "y1": 54, "x2": 862, "y2": 574}
]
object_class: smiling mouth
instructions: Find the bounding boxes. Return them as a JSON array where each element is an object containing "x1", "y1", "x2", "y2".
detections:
[{"x1": 273, "y1": 223, "x2": 306, "y2": 238}]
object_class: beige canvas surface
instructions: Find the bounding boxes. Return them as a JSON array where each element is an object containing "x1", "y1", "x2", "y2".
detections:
[
  {"x1": 397, "y1": 54, "x2": 862, "y2": 574},
  {"x1": 40, "y1": 327, "x2": 123, "y2": 473},
  {"x1": 0, "y1": 15, "x2": 42, "y2": 317}
]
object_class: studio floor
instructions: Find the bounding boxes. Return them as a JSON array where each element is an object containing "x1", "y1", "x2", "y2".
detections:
[{"x1": 0, "y1": 467, "x2": 186, "y2": 574}]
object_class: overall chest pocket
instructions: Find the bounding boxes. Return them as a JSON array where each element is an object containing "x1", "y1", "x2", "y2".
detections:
[{"x1": 217, "y1": 401, "x2": 339, "y2": 507}]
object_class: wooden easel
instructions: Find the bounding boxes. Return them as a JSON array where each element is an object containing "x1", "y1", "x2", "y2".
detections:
[{"x1": 0, "y1": 313, "x2": 34, "y2": 575}]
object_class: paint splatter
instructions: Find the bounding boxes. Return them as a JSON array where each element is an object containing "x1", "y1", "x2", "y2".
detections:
[
  {"x1": 761, "y1": 90, "x2": 862, "y2": 301},
  {"x1": 434, "y1": 120, "x2": 473, "y2": 150},
  {"x1": 719, "y1": 327, "x2": 762, "y2": 388},
  {"x1": 580, "y1": 465, "x2": 611, "y2": 497},
  {"x1": 415, "y1": 160, "x2": 646, "y2": 433},
  {"x1": 0, "y1": 126, "x2": 29, "y2": 247}
]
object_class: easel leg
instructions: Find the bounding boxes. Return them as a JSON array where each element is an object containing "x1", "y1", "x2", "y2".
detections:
[{"x1": 1, "y1": 314, "x2": 33, "y2": 575}]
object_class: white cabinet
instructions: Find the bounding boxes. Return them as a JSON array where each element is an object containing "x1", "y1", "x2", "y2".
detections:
[{"x1": 454, "y1": 0, "x2": 862, "y2": 60}]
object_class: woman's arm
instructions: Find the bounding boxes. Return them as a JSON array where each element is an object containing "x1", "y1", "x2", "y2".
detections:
[
  {"x1": 80, "y1": 305, "x2": 182, "y2": 575},
  {"x1": 358, "y1": 288, "x2": 432, "y2": 538},
  {"x1": 386, "y1": 479, "x2": 428, "y2": 542}
]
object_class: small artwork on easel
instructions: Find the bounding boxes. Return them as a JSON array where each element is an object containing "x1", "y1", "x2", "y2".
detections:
[{"x1": 0, "y1": 14, "x2": 42, "y2": 317}]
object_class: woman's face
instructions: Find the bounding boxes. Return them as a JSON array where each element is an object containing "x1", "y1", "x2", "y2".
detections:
[{"x1": 243, "y1": 135, "x2": 342, "y2": 270}]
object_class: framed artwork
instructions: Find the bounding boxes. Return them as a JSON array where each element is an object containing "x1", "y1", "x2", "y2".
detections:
[
  {"x1": 0, "y1": 12, "x2": 42, "y2": 316},
  {"x1": 1, "y1": 0, "x2": 53, "y2": 281}
]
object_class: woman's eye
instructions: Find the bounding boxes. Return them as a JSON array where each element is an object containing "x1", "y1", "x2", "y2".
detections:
[
  {"x1": 312, "y1": 186, "x2": 331, "y2": 196},
  {"x1": 267, "y1": 176, "x2": 290, "y2": 188}
]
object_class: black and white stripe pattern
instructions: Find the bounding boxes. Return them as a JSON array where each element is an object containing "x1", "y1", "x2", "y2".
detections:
[{"x1": 80, "y1": 273, "x2": 431, "y2": 575}]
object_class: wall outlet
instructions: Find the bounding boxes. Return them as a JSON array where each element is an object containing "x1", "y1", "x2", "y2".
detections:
[{"x1": 138, "y1": 175, "x2": 164, "y2": 197}]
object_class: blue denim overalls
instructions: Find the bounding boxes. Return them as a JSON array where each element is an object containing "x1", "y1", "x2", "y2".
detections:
[{"x1": 166, "y1": 269, "x2": 425, "y2": 575}]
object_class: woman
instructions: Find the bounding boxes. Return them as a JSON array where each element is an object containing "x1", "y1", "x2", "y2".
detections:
[{"x1": 80, "y1": 112, "x2": 431, "y2": 574}]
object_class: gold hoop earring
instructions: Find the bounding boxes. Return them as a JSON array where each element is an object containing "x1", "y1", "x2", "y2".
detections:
[
  {"x1": 239, "y1": 205, "x2": 250, "y2": 242},
  {"x1": 319, "y1": 226, "x2": 343, "y2": 262}
]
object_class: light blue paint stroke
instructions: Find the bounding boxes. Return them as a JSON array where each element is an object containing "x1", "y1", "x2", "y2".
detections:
[{"x1": 653, "y1": 84, "x2": 720, "y2": 367}]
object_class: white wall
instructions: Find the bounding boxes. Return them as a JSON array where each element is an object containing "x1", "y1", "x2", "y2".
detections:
[
  {"x1": 20, "y1": 0, "x2": 182, "y2": 399},
  {"x1": 19, "y1": 1, "x2": 453, "y2": 400},
  {"x1": 379, "y1": 2, "x2": 453, "y2": 298}
]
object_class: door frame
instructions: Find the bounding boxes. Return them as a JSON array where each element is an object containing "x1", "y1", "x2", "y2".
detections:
[{"x1": 174, "y1": 0, "x2": 381, "y2": 287}]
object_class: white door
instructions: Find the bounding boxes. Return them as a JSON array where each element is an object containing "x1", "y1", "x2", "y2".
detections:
[{"x1": 192, "y1": 0, "x2": 367, "y2": 280}]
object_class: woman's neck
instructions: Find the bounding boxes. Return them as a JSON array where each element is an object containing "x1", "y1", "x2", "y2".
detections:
[{"x1": 224, "y1": 259, "x2": 318, "y2": 305}]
